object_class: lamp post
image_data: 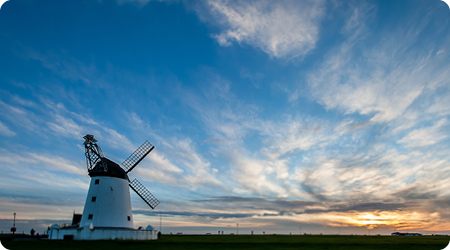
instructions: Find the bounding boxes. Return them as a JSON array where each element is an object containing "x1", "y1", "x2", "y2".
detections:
[{"x1": 11, "y1": 213, "x2": 17, "y2": 234}]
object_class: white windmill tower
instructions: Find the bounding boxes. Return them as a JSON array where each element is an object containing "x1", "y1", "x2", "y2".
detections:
[{"x1": 49, "y1": 134, "x2": 160, "y2": 240}]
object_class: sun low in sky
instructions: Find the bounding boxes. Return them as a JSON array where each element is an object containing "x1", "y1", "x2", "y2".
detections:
[{"x1": 0, "y1": 0, "x2": 449, "y2": 235}]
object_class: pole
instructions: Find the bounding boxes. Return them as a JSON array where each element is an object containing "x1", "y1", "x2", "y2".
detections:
[
  {"x1": 160, "y1": 212, "x2": 162, "y2": 233},
  {"x1": 12, "y1": 213, "x2": 16, "y2": 234},
  {"x1": 237, "y1": 223, "x2": 239, "y2": 235}
]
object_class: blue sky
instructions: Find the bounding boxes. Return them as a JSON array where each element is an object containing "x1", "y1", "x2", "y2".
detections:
[{"x1": 0, "y1": 0, "x2": 450, "y2": 235}]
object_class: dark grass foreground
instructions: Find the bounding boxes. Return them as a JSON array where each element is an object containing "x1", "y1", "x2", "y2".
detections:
[{"x1": 1, "y1": 234, "x2": 449, "y2": 250}]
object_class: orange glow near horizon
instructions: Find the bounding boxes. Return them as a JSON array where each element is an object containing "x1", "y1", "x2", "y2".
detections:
[
  {"x1": 150, "y1": 209, "x2": 449, "y2": 233},
  {"x1": 344, "y1": 212, "x2": 401, "y2": 229},
  {"x1": 326, "y1": 211, "x2": 444, "y2": 230},
  {"x1": 288, "y1": 210, "x2": 448, "y2": 232}
]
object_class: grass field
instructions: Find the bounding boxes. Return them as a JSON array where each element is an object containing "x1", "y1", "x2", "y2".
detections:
[{"x1": 1, "y1": 234, "x2": 449, "y2": 250}]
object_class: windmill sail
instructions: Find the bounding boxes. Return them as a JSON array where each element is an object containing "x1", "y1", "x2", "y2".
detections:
[
  {"x1": 122, "y1": 141, "x2": 154, "y2": 173},
  {"x1": 129, "y1": 178, "x2": 160, "y2": 209}
]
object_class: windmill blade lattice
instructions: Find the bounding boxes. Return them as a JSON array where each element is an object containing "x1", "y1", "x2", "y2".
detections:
[
  {"x1": 122, "y1": 141, "x2": 154, "y2": 173},
  {"x1": 129, "y1": 178, "x2": 160, "y2": 209}
]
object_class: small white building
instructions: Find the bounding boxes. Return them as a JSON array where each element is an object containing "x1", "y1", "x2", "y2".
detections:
[{"x1": 48, "y1": 224, "x2": 157, "y2": 240}]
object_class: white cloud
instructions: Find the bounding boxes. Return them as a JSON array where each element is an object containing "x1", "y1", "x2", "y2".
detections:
[
  {"x1": 133, "y1": 150, "x2": 183, "y2": 187},
  {"x1": 136, "y1": 138, "x2": 223, "y2": 189},
  {"x1": 47, "y1": 114, "x2": 84, "y2": 139},
  {"x1": 298, "y1": 154, "x2": 397, "y2": 202},
  {"x1": 174, "y1": 138, "x2": 222, "y2": 187},
  {"x1": 0, "y1": 100, "x2": 40, "y2": 132},
  {"x1": 306, "y1": 3, "x2": 450, "y2": 124},
  {"x1": 134, "y1": 167, "x2": 181, "y2": 187},
  {"x1": 29, "y1": 153, "x2": 86, "y2": 176},
  {"x1": 308, "y1": 48, "x2": 432, "y2": 123},
  {"x1": 102, "y1": 128, "x2": 136, "y2": 152},
  {"x1": 148, "y1": 151, "x2": 183, "y2": 174},
  {"x1": 119, "y1": 110, "x2": 223, "y2": 189},
  {"x1": 11, "y1": 95, "x2": 37, "y2": 108},
  {"x1": 0, "y1": 149, "x2": 85, "y2": 176},
  {"x1": 177, "y1": 73, "x2": 348, "y2": 198},
  {"x1": 398, "y1": 119, "x2": 448, "y2": 148},
  {"x1": 428, "y1": 93, "x2": 450, "y2": 116},
  {"x1": 228, "y1": 149, "x2": 285, "y2": 196},
  {"x1": 204, "y1": 0, "x2": 325, "y2": 58},
  {"x1": 0, "y1": 121, "x2": 15, "y2": 136},
  {"x1": 0, "y1": 149, "x2": 36, "y2": 165},
  {"x1": 260, "y1": 117, "x2": 331, "y2": 160},
  {"x1": 0, "y1": 148, "x2": 89, "y2": 203}
]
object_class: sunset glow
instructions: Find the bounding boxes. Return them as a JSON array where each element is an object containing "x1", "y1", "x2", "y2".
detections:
[{"x1": 0, "y1": 0, "x2": 449, "y2": 235}]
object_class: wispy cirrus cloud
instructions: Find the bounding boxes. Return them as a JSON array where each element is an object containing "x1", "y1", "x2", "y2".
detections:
[
  {"x1": 47, "y1": 114, "x2": 85, "y2": 139},
  {"x1": 134, "y1": 151, "x2": 184, "y2": 187},
  {"x1": 135, "y1": 135, "x2": 223, "y2": 190},
  {"x1": 174, "y1": 138, "x2": 222, "y2": 188},
  {"x1": 294, "y1": 3, "x2": 450, "y2": 222},
  {"x1": 259, "y1": 117, "x2": 332, "y2": 161},
  {"x1": 118, "y1": 110, "x2": 224, "y2": 190},
  {"x1": 306, "y1": 3, "x2": 450, "y2": 124},
  {"x1": 177, "y1": 71, "x2": 341, "y2": 198},
  {"x1": 0, "y1": 148, "x2": 86, "y2": 177},
  {"x1": 0, "y1": 121, "x2": 15, "y2": 136},
  {"x1": 27, "y1": 50, "x2": 95, "y2": 85},
  {"x1": 200, "y1": 0, "x2": 325, "y2": 59},
  {"x1": 0, "y1": 100, "x2": 41, "y2": 133},
  {"x1": 398, "y1": 118, "x2": 448, "y2": 148}
]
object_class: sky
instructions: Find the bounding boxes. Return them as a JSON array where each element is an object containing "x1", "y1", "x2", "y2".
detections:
[{"x1": 0, "y1": 0, "x2": 450, "y2": 236}]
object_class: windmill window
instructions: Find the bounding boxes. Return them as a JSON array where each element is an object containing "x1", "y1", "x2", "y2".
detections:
[
  {"x1": 91, "y1": 197, "x2": 97, "y2": 202},
  {"x1": 94, "y1": 179, "x2": 100, "y2": 185},
  {"x1": 127, "y1": 216, "x2": 131, "y2": 221},
  {"x1": 88, "y1": 214, "x2": 93, "y2": 220}
]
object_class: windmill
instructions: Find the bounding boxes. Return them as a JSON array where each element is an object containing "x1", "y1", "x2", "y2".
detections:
[
  {"x1": 79, "y1": 134, "x2": 160, "y2": 230},
  {"x1": 48, "y1": 134, "x2": 160, "y2": 240}
]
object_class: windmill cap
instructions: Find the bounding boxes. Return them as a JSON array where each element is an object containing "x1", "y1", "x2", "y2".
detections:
[{"x1": 88, "y1": 158, "x2": 128, "y2": 179}]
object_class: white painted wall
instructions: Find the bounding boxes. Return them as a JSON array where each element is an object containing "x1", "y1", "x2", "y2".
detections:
[
  {"x1": 48, "y1": 226, "x2": 158, "y2": 240},
  {"x1": 80, "y1": 176, "x2": 134, "y2": 229}
]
